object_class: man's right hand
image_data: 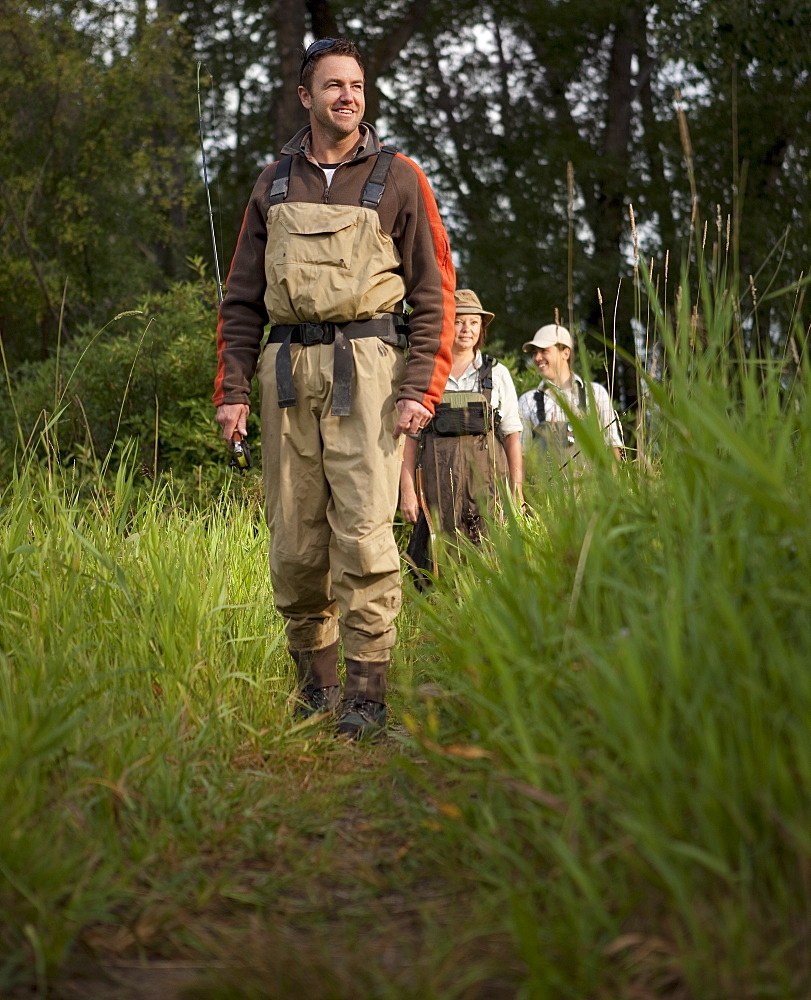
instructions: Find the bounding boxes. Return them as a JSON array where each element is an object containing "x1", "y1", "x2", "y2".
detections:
[
  {"x1": 216, "y1": 403, "x2": 250, "y2": 443},
  {"x1": 394, "y1": 398, "x2": 432, "y2": 438}
]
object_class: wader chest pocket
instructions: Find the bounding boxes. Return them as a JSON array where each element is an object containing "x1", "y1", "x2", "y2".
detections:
[
  {"x1": 271, "y1": 204, "x2": 359, "y2": 270},
  {"x1": 431, "y1": 401, "x2": 490, "y2": 436}
]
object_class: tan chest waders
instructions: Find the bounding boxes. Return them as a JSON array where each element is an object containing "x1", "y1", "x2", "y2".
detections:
[
  {"x1": 256, "y1": 146, "x2": 409, "y2": 665},
  {"x1": 263, "y1": 150, "x2": 407, "y2": 416}
]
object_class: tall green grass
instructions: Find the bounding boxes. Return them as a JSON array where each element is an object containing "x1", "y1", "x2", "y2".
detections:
[
  {"x1": 406, "y1": 264, "x2": 811, "y2": 998},
  {"x1": 0, "y1": 445, "x2": 297, "y2": 986},
  {"x1": 3, "y1": 249, "x2": 810, "y2": 998}
]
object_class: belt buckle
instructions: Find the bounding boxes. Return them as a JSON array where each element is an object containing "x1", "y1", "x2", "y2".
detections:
[{"x1": 300, "y1": 322, "x2": 324, "y2": 346}]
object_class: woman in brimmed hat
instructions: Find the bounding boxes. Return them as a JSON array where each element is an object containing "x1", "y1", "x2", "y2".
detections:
[{"x1": 400, "y1": 289, "x2": 523, "y2": 572}]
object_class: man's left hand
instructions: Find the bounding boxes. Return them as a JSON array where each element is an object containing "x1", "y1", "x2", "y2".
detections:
[{"x1": 394, "y1": 398, "x2": 432, "y2": 438}]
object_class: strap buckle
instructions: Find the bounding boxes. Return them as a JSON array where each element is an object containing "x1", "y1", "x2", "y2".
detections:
[
  {"x1": 361, "y1": 181, "x2": 385, "y2": 208},
  {"x1": 300, "y1": 321, "x2": 334, "y2": 346}
]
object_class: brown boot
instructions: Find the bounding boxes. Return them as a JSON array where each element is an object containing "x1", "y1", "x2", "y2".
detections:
[
  {"x1": 337, "y1": 659, "x2": 387, "y2": 740},
  {"x1": 291, "y1": 641, "x2": 340, "y2": 720}
]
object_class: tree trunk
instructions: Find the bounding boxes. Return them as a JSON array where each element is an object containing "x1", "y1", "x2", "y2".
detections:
[
  {"x1": 585, "y1": 6, "x2": 647, "y2": 425},
  {"x1": 637, "y1": 40, "x2": 678, "y2": 259},
  {"x1": 584, "y1": 5, "x2": 644, "y2": 368},
  {"x1": 306, "y1": 0, "x2": 338, "y2": 39},
  {"x1": 272, "y1": 0, "x2": 308, "y2": 156},
  {"x1": 590, "y1": 9, "x2": 640, "y2": 276}
]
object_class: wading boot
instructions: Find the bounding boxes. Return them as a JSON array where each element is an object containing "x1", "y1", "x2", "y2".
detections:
[
  {"x1": 297, "y1": 683, "x2": 341, "y2": 719},
  {"x1": 336, "y1": 658, "x2": 387, "y2": 740},
  {"x1": 291, "y1": 641, "x2": 340, "y2": 721},
  {"x1": 336, "y1": 697, "x2": 386, "y2": 740}
]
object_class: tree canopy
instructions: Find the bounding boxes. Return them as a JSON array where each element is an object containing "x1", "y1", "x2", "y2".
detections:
[{"x1": 1, "y1": 0, "x2": 809, "y2": 377}]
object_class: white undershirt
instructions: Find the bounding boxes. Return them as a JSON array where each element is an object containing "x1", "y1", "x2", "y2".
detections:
[{"x1": 318, "y1": 162, "x2": 343, "y2": 188}]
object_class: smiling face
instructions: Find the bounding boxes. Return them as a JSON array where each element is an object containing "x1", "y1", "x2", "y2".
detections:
[
  {"x1": 453, "y1": 314, "x2": 483, "y2": 355},
  {"x1": 298, "y1": 54, "x2": 365, "y2": 145},
  {"x1": 532, "y1": 344, "x2": 571, "y2": 386}
]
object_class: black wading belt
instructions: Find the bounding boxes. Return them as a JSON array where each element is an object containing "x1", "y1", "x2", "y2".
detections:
[
  {"x1": 266, "y1": 149, "x2": 401, "y2": 416},
  {"x1": 267, "y1": 317, "x2": 407, "y2": 415}
]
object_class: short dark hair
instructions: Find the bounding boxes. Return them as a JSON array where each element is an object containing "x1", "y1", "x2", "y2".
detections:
[{"x1": 299, "y1": 38, "x2": 365, "y2": 92}]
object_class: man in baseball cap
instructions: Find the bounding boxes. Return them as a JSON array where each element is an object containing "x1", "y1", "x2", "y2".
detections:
[
  {"x1": 522, "y1": 323, "x2": 573, "y2": 353},
  {"x1": 518, "y1": 322, "x2": 623, "y2": 465}
]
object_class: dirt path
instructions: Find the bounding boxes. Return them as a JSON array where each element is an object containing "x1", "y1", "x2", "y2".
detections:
[{"x1": 24, "y1": 732, "x2": 520, "y2": 1000}]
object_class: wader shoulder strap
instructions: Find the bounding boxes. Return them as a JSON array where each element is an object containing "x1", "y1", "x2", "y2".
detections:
[
  {"x1": 361, "y1": 149, "x2": 396, "y2": 208},
  {"x1": 269, "y1": 155, "x2": 293, "y2": 205},
  {"x1": 271, "y1": 148, "x2": 396, "y2": 209},
  {"x1": 478, "y1": 355, "x2": 495, "y2": 407},
  {"x1": 534, "y1": 383, "x2": 587, "y2": 427},
  {"x1": 533, "y1": 389, "x2": 545, "y2": 425}
]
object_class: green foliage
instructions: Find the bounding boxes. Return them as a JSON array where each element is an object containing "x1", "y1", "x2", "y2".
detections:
[
  {"x1": 4, "y1": 0, "x2": 809, "y2": 381},
  {"x1": 379, "y1": 0, "x2": 811, "y2": 387},
  {"x1": 403, "y1": 262, "x2": 811, "y2": 997},
  {"x1": 1, "y1": 255, "x2": 810, "y2": 996},
  {"x1": 0, "y1": 0, "x2": 200, "y2": 365},
  {"x1": 0, "y1": 450, "x2": 496, "y2": 999},
  {"x1": 0, "y1": 273, "x2": 252, "y2": 480}
]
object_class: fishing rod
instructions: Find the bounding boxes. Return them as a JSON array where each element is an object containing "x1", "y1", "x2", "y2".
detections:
[{"x1": 196, "y1": 62, "x2": 223, "y2": 305}]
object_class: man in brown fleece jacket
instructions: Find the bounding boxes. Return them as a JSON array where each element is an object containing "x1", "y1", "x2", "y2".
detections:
[{"x1": 213, "y1": 38, "x2": 455, "y2": 739}]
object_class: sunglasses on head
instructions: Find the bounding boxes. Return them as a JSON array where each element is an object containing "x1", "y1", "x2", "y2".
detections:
[{"x1": 300, "y1": 38, "x2": 339, "y2": 80}]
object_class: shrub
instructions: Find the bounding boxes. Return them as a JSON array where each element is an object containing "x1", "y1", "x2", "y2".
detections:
[{"x1": 0, "y1": 271, "x2": 260, "y2": 482}]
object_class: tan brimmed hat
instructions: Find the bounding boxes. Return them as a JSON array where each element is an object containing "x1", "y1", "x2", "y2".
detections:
[
  {"x1": 455, "y1": 288, "x2": 495, "y2": 327},
  {"x1": 522, "y1": 323, "x2": 573, "y2": 352}
]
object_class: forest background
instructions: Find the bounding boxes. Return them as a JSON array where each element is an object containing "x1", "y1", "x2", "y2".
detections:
[{"x1": 1, "y1": 0, "x2": 810, "y2": 477}]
